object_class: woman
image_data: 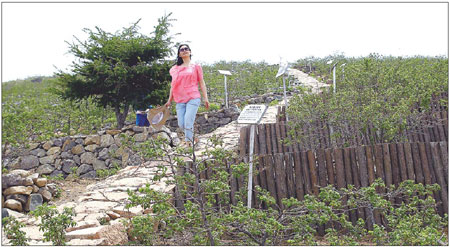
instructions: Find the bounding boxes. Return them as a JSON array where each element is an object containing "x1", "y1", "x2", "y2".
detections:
[{"x1": 165, "y1": 44, "x2": 209, "y2": 146}]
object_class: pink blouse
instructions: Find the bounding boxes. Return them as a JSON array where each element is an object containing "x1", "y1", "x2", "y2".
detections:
[{"x1": 169, "y1": 64, "x2": 203, "y2": 103}]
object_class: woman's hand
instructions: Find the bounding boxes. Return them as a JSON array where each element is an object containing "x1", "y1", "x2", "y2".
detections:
[
  {"x1": 165, "y1": 100, "x2": 172, "y2": 108},
  {"x1": 204, "y1": 100, "x2": 210, "y2": 110}
]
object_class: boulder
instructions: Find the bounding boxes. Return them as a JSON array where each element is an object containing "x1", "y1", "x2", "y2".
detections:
[
  {"x1": 28, "y1": 143, "x2": 40, "y2": 150},
  {"x1": 30, "y1": 148, "x2": 46, "y2": 157},
  {"x1": 52, "y1": 138, "x2": 63, "y2": 147},
  {"x1": 75, "y1": 138, "x2": 84, "y2": 145},
  {"x1": 62, "y1": 160, "x2": 77, "y2": 173},
  {"x1": 60, "y1": 152, "x2": 73, "y2": 159},
  {"x1": 97, "y1": 221, "x2": 128, "y2": 245},
  {"x1": 42, "y1": 141, "x2": 53, "y2": 150},
  {"x1": 27, "y1": 173, "x2": 39, "y2": 180},
  {"x1": 134, "y1": 133, "x2": 147, "y2": 142},
  {"x1": 62, "y1": 139, "x2": 77, "y2": 152},
  {"x1": 38, "y1": 188, "x2": 52, "y2": 201},
  {"x1": 39, "y1": 155, "x2": 55, "y2": 165},
  {"x1": 71, "y1": 145, "x2": 84, "y2": 155},
  {"x1": 84, "y1": 144, "x2": 98, "y2": 152},
  {"x1": 19, "y1": 155, "x2": 40, "y2": 170},
  {"x1": 5, "y1": 194, "x2": 28, "y2": 205},
  {"x1": 36, "y1": 164, "x2": 55, "y2": 175},
  {"x1": 98, "y1": 148, "x2": 109, "y2": 160},
  {"x1": 84, "y1": 135, "x2": 100, "y2": 145},
  {"x1": 92, "y1": 159, "x2": 107, "y2": 171},
  {"x1": 73, "y1": 155, "x2": 81, "y2": 165},
  {"x1": 77, "y1": 164, "x2": 94, "y2": 176},
  {"x1": 2, "y1": 174, "x2": 23, "y2": 188},
  {"x1": 25, "y1": 194, "x2": 43, "y2": 212},
  {"x1": 3, "y1": 186, "x2": 33, "y2": 196},
  {"x1": 5, "y1": 199, "x2": 22, "y2": 212},
  {"x1": 23, "y1": 177, "x2": 34, "y2": 186},
  {"x1": 2, "y1": 208, "x2": 9, "y2": 219},
  {"x1": 46, "y1": 147, "x2": 61, "y2": 156},
  {"x1": 80, "y1": 152, "x2": 96, "y2": 165},
  {"x1": 106, "y1": 130, "x2": 121, "y2": 136},
  {"x1": 80, "y1": 170, "x2": 97, "y2": 179},
  {"x1": 32, "y1": 185, "x2": 39, "y2": 193},
  {"x1": 49, "y1": 170, "x2": 64, "y2": 178},
  {"x1": 34, "y1": 178, "x2": 47, "y2": 187},
  {"x1": 100, "y1": 134, "x2": 114, "y2": 147}
]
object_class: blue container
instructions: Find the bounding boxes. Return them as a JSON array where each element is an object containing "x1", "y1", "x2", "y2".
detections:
[{"x1": 136, "y1": 113, "x2": 150, "y2": 126}]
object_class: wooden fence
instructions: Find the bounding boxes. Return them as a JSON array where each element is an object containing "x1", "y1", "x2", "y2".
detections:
[{"x1": 174, "y1": 141, "x2": 448, "y2": 231}]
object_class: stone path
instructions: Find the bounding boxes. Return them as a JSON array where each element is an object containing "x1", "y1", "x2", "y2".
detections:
[{"x1": 2, "y1": 69, "x2": 327, "y2": 246}]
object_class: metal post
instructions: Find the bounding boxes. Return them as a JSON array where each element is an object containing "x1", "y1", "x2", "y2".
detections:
[
  {"x1": 333, "y1": 65, "x2": 336, "y2": 94},
  {"x1": 283, "y1": 75, "x2": 289, "y2": 121},
  {"x1": 224, "y1": 75, "x2": 229, "y2": 108},
  {"x1": 247, "y1": 124, "x2": 255, "y2": 208}
]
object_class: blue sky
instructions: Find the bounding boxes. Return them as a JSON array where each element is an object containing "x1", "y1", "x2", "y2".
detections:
[{"x1": 2, "y1": 2, "x2": 448, "y2": 82}]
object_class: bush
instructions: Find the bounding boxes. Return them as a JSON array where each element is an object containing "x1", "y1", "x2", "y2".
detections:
[{"x1": 2, "y1": 216, "x2": 30, "y2": 246}]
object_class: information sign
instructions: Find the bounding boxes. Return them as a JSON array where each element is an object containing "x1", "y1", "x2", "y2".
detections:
[{"x1": 237, "y1": 105, "x2": 267, "y2": 124}]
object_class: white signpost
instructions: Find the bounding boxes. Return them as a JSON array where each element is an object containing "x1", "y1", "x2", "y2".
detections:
[
  {"x1": 276, "y1": 59, "x2": 290, "y2": 121},
  {"x1": 218, "y1": 70, "x2": 232, "y2": 108},
  {"x1": 237, "y1": 104, "x2": 267, "y2": 208}
]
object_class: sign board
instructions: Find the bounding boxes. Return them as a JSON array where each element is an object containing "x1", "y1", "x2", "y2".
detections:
[
  {"x1": 237, "y1": 104, "x2": 267, "y2": 124},
  {"x1": 218, "y1": 70, "x2": 232, "y2": 76}
]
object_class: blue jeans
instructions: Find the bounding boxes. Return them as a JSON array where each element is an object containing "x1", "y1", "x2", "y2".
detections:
[{"x1": 176, "y1": 98, "x2": 201, "y2": 142}]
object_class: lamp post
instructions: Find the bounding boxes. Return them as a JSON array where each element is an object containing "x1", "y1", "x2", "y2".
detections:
[
  {"x1": 341, "y1": 63, "x2": 346, "y2": 82},
  {"x1": 327, "y1": 60, "x2": 338, "y2": 94},
  {"x1": 218, "y1": 70, "x2": 232, "y2": 108}
]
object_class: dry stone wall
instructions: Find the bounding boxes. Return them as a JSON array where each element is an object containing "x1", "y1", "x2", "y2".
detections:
[{"x1": 2, "y1": 125, "x2": 178, "y2": 213}]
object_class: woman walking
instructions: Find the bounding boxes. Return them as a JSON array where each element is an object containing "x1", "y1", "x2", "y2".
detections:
[{"x1": 165, "y1": 44, "x2": 209, "y2": 146}]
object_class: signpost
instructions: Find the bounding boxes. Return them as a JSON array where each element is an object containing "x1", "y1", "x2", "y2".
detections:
[
  {"x1": 237, "y1": 104, "x2": 267, "y2": 208},
  {"x1": 218, "y1": 70, "x2": 232, "y2": 108},
  {"x1": 327, "y1": 60, "x2": 338, "y2": 94}
]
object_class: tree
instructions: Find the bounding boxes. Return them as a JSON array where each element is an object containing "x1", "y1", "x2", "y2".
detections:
[{"x1": 55, "y1": 14, "x2": 176, "y2": 129}]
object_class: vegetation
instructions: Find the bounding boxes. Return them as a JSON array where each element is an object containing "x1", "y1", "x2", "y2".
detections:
[
  {"x1": 122, "y1": 135, "x2": 448, "y2": 245},
  {"x1": 288, "y1": 54, "x2": 448, "y2": 148},
  {"x1": 30, "y1": 204, "x2": 76, "y2": 246},
  {"x1": 2, "y1": 216, "x2": 30, "y2": 246},
  {"x1": 54, "y1": 14, "x2": 176, "y2": 129}
]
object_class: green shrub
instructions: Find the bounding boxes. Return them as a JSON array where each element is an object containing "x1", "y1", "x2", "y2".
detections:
[{"x1": 2, "y1": 216, "x2": 30, "y2": 246}]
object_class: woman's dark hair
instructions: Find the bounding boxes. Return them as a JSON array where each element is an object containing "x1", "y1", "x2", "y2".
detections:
[{"x1": 176, "y1": 44, "x2": 192, "y2": 66}]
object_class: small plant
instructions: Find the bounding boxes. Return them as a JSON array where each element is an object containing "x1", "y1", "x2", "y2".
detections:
[
  {"x1": 269, "y1": 99, "x2": 279, "y2": 106},
  {"x1": 96, "y1": 162, "x2": 121, "y2": 178},
  {"x1": 70, "y1": 166, "x2": 79, "y2": 179},
  {"x1": 42, "y1": 173, "x2": 64, "y2": 181},
  {"x1": 97, "y1": 216, "x2": 110, "y2": 226},
  {"x1": 2, "y1": 216, "x2": 30, "y2": 246},
  {"x1": 30, "y1": 203, "x2": 76, "y2": 246}
]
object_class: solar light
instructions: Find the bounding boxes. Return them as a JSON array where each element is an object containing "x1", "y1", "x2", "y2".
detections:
[
  {"x1": 276, "y1": 59, "x2": 289, "y2": 121},
  {"x1": 218, "y1": 70, "x2": 232, "y2": 108}
]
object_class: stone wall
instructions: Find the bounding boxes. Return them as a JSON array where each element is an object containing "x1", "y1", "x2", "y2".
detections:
[{"x1": 167, "y1": 91, "x2": 291, "y2": 134}]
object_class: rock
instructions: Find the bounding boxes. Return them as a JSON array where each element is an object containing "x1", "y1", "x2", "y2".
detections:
[
  {"x1": 66, "y1": 239, "x2": 105, "y2": 246},
  {"x1": 6, "y1": 194, "x2": 28, "y2": 205},
  {"x1": 106, "y1": 211, "x2": 121, "y2": 220},
  {"x1": 34, "y1": 178, "x2": 47, "y2": 187},
  {"x1": 2, "y1": 208, "x2": 9, "y2": 219},
  {"x1": 28, "y1": 143, "x2": 40, "y2": 150},
  {"x1": 36, "y1": 164, "x2": 55, "y2": 175},
  {"x1": 62, "y1": 139, "x2": 77, "y2": 152},
  {"x1": 100, "y1": 134, "x2": 114, "y2": 147},
  {"x1": 112, "y1": 205, "x2": 143, "y2": 218},
  {"x1": 23, "y1": 177, "x2": 34, "y2": 186},
  {"x1": 73, "y1": 155, "x2": 81, "y2": 165},
  {"x1": 8, "y1": 169, "x2": 32, "y2": 178},
  {"x1": 85, "y1": 144, "x2": 98, "y2": 152},
  {"x1": 81, "y1": 152, "x2": 96, "y2": 165},
  {"x1": 60, "y1": 152, "x2": 73, "y2": 159},
  {"x1": 132, "y1": 126, "x2": 145, "y2": 133},
  {"x1": 85, "y1": 135, "x2": 101, "y2": 145},
  {"x1": 52, "y1": 138, "x2": 63, "y2": 147},
  {"x1": 218, "y1": 117, "x2": 231, "y2": 125},
  {"x1": 65, "y1": 226, "x2": 104, "y2": 240},
  {"x1": 25, "y1": 194, "x2": 43, "y2": 212},
  {"x1": 97, "y1": 221, "x2": 128, "y2": 245},
  {"x1": 38, "y1": 188, "x2": 52, "y2": 201},
  {"x1": 27, "y1": 173, "x2": 39, "y2": 180},
  {"x1": 2, "y1": 174, "x2": 23, "y2": 187},
  {"x1": 98, "y1": 148, "x2": 109, "y2": 160},
  {"x1": 32, "y1": 185, "x2": 39, "y2": 193},
  {"x1": 77, "y1": 164, "x2": 94, "y2": 176},
  {"x1": 80, "y1": 171, "x2": 97, "y2": 179},
  {"x1": 128, "y1": 154, "x2": 143, "y2": 166},
  {"x1": 5, "y1": 199, "x2": 22, "y2": 211},
  {"x1": 47, "y1": 147, "x2": 61, "y2": 156},
  {"x1": 54, "y1": 159, "x2": 62, "y2": 169},
  {"x1": 134, "y1": 133, "x2": 147, "y2": 142},
  {"x1": 92, "y1": 159, "x2": 107, "y2": 171},
  {"x1": 39, "y1": 155, "x2": 55, "y2": 165},
  {"x1": 19, "y1": 155, "x2": 40, "y2": 170},
  {"x1": 75, "y1": 138, "x2": 84, "y2": 145},
  {"x1": 42, "y1": 141, "x2": 53, "y2": 150},
  {"x1": 197, "y1": 115, "x2": 207, "y2": 124},
  {"x1": 62, "y1": 160, "x2": 77, "y2": 173},
  {"x1": 66, "y1": 221, "x2": 99, "y2": 233},
  {"x1": 49, "y1": 170, "x2": 64, "y2": 178},
  {"x1": 3, "y1": 186, "x2": 33, "y2": 196},
  {"x1": 106, "y1": 130, "x2": 121, "y2": 135},
  {"x1": 46, "y1": 183, "x2": 58, "y2": 195},
  {"x1": 30, "y1": 148, "x2": 46, "y2": 157},
  {"x1": 71, "y1": 145, "x2": 84, "y2": 155}
]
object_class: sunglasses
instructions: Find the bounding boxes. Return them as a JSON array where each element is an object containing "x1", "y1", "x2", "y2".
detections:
[{"x1": 180, "y1": 47, "x2": 190, "y2": 52}]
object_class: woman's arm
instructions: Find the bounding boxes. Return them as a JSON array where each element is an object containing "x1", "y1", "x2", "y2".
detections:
[
  {"x1": 165, "y1": 85, "x2": 173, "y2": 108},
  {"x1": 199, "y1": 79, "x2": 210, "y2": 109}
]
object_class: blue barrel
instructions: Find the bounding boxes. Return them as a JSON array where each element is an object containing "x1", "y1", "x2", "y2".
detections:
[{"x1": 136, "y1": 113, "x2": 150, "y2": 126}]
